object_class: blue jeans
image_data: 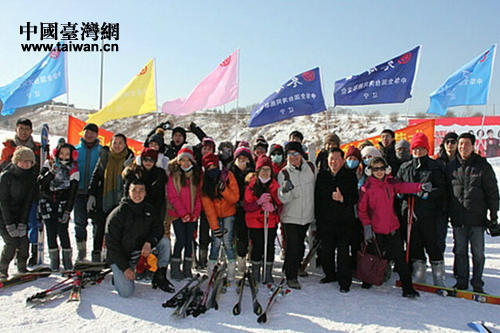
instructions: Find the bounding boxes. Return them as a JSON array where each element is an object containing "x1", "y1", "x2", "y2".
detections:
[
  {"x1": 453, "y1": 225, "x2": 485, "y2": 289},
  {"x1": 111, "y1": 237, "x2": 171, "y2": 297},
  {"x1": 74, "y1": 193, "x2": 89, "y2": 242},
  {"x1": 172, "y1": 219, "x2": 197, "y2": 259},
  {"x1": 209, "y1": 216, "x2": 236, "y2": 262}
]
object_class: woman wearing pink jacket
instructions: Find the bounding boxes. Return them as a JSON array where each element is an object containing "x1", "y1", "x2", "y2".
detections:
[
  {"x1": 358, "y1": 157, "x2": 431, "y2": 298},
  {"x1": 166, "y1": 146, "x2": 202, "y2": 280}
]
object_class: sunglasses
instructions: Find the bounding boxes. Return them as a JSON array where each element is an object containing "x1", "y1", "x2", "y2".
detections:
[
  {"x1": 287, "y1": 151, "x2": 301, "y2": 157},
  {"x1": 371, "y1": 166, "x2": 386, "y2": 172},
  {"x1": 445, "y1": 140, "x2": 457, "y2": 145},
  {"x1": 143, "y1": 157, "x2": 155, "y2": 162}
]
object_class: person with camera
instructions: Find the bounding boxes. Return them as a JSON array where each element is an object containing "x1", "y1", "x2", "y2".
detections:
[{"x1": 446, "y1": 133, "x2": 500, "y2": 293}]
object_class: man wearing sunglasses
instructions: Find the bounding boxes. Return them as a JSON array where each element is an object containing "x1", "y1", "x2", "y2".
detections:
[{"x1": 278, "y1": 142, "x2": 316, "y2": 290}]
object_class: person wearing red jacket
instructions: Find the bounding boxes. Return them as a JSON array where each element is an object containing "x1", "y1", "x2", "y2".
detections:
[
  {"x1": 269, "y1": 144, "x2": 286, "y2": 176},
  {"x1": 244, "y1": 156, "x2": 281, "y2": 284},
  {"x1": 358, "y1": 157, "x2": 430, "y2": 298},
  {"x1": 200, "y1": 153, "x2": 239, "y2": 282},
  {"x1": 166, "y1": 146, "x2": 202, "y2": 280}
]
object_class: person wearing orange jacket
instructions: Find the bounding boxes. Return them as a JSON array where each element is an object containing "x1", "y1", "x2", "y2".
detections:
[
  {"x1": 200, "y1": 153, "x2": 239, "y2": 282},
  {"x1": 244, "y1": 156, "x2": 281, "y2": 284}
]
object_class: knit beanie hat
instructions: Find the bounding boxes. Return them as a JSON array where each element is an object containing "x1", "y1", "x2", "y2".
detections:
[
  {"x1": 141, "y1": 148, "x2": 158, "y2": 162},
  {"x1": 395, "y1": 139, "x2": 410, "y2": 150},
  {"x1": 324, "y1": 133, "x2": 341, "y2": 147},
  {"x1": 361, "y1": 146, "x2": 382, "y2": 159},
  {"x1": 202, "y1": 153, "x2": 220, "y2": 169},
  {"x1": 410, "y1": 132, "x2": 430, "y2": 152},
  {"x1": 285, "y1": 141, "x2": 305, "y2": 156},
  {"x1": 177, "y1": 145, "x2": 195, "y2": 163},
  {"x1": 443, "y1": 132, "x2": 458, "y2": 142},
  {"x1": 234, "y1": 146, "x2": 252, "y2": 160},
  {"x1": 345, "y1": 145, "x2": 361, "y2": 161},
  {"x1": 253, "y1": 135, "x2": 269, "y2": 152},
  {"x1": 202, "y1": 137, "x2": 216, "y2": 150},
  {"x1": 256, "y1": 155, "x2": 273, "y2": 170},
  {"x1": 269, "y1": 144, "x2": 284, "y2": 156},
  {"x1": 12, "y1": 146, "x2": 35, "y2": 165}
]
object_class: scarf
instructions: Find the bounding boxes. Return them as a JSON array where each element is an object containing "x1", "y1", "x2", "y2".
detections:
[
  {"x1": 14, "y1": 135, "x2": 36, "y2": 150},
  {"x1": 103, "y1": 148, "x2": 128, "y2": 212}
]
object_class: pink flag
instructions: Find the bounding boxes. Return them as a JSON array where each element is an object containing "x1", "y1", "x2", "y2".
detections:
[{"x1": 162, "y1": 49, "x2": 239, "y2": 115}]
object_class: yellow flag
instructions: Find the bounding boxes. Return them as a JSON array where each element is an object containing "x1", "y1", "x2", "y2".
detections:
[{"x1": 87, "y1": 58, "x2": 156, "y2": 125}]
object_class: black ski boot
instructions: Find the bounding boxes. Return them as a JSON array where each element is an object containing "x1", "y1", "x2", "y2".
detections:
[
  {"x1": 152, "y1": 266, "x2": 175, "y2": 293},
  {"x1": 402, "y1": 279, "x2": 420, "y2": 298}
]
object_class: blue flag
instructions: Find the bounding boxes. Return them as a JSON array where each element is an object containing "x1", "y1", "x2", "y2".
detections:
[
  {"x1": 427, "y1": 45, "x2": 496, "y2": 116},
  {"x1": 0, "y1": 43, "x2": 67, "y2": 116},
  {"x1": 334, "y1": 46, "x2": 420, "y2": 106},
  {"x1": 249, "y1": 67, "x2": 326, "y2": 127}
]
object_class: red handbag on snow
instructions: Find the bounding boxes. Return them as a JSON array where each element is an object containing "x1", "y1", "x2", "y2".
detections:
[{"x1": 356, "y1": 239, "x2": 388, "y2": 286}]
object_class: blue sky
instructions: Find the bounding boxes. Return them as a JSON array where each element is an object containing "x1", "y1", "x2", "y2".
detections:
[{"x1": 1, "y1": 0, "x2": 499, "y2": 115}]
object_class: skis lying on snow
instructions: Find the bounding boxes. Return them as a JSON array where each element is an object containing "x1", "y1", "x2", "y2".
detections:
[
  {"x1": 0, "y1": 267, "x2": 52, "y2": 289},
  {"x1": 257, "y1": 278, "x2": 290, "y2": 324},
  {"x1": 172, "y1": 274, "x2": 208, "y2": 318},
  {"x1": 395, "y1": 280, "x2": 500, "y2": 305},
  {"x1": 299, "y1": 238, "x2": 321, "y2": 274},
  {"x1": 232, "y1": 271, "x2": 262, "y2": 316},
  {"x1": 26, "y1": 263, "x2": 110, "y2": 307},
  {"x1": 162, "y1": 273, "x2": 202, "y2": 308},
  {"x1": 468, "y1": 321, "x2": 493, "y2": 333}
]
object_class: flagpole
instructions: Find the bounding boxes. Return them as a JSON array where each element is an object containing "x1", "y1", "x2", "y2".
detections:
[
  {"x1": 99, "y1": 39, "x2": 104, "y2": 110},
  {"x1": 153, "y1": 57, "x2": 160, "y2": 126},
  {"x1": 64, "y1": 43, "x2": 69, "y2": 113},
  {"x1": 235, "y1": 49, "x2": 240, "y2": 141}
]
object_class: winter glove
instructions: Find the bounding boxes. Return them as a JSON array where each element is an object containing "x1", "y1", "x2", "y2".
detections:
[
  {"x1": 282, "y1": 179, "x2": 294, "y2": 194},
  {"x1": 160, "y1": 121, "x2": 172, "y2": 130},
  {"x1": 213, "y1": 228, "x2": 224, "y2": 238},
  {"x1": 363, "y1": 225, "x2": 374, "y2": 243},
  {"x1": 256, "y1": 193, "x2": 272, "y2": 206},
  {"x1": 181, "y1": 214, "x2": 191, "y2": 223},
  {"x1": 420, "y1": 182, "x2": 432, "y2": 193},
  {"x1": 262, "y1": 201, "x2": 274, "y2": 213},
  {"x1": 189, "y1": 122, "x2": 198, "y2": 132},
  {"x1": 58, "y1": 211, "x2": 71, "y2": 224},
  {"x1": 86, "y1": 195, "x2": 96, "y2": 212},
  {"x1": 416, "y1": 191, "x2": 429, "y2": 200},
  {"x1": 17, "y1": 224, "x2": 27, "y2": 237},
  {"x1": 5, "y1": 224, "x2": 18, "y2": 238}
]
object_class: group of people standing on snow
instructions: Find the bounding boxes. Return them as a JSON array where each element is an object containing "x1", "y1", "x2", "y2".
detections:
[{"x1": 0, "y1": 117, "x2": 498, "y2": 299}]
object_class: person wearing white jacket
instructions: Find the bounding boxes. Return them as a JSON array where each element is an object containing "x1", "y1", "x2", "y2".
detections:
[{"x1": 278, "y1": 141, "x2": 316, "y2": 289}]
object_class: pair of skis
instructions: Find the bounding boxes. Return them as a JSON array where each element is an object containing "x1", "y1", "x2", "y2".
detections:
[
  {"x1": 257, "y1": 277, "x2": 290, "y2": 324},
  {"x1": 395, "y1": 280, "x2": 500, "y2": 305},
  {"x1": 26, "y1": 262, "x2": 110, "y2": 307},
  {"x1": 0, "y1": 266, "x2": 52, "y2": 289},
  {"x1": 37, "y1": 124, "x2": 50, "y2": 265},
  {"x1": 232, "y1": 271, "x2": 262, "y2": 316}
]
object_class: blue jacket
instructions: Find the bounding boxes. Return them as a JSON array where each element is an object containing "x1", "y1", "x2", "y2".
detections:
[{"x1": 75, "y1": 138, "x2": 102, "y2": 193}]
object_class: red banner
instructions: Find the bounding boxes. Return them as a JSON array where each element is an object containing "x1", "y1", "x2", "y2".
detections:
[
  {"x1": 409, "y1": 117, "x2": 500, "y2": 157},
  {"x1": 67, "y1": 115, "x2": 144, "y2": 155},
  {"x1": 341, "y1": 119, "x2": 435, "y2": 154}
]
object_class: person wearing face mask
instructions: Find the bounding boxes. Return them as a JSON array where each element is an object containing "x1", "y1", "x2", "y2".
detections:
[
  {"x1": 244, "y1": 156, "x2": 281, "y2": 283},
  {"x1": 228, "y1": 146, "x2": 255, "y2": 276},
  {"x1": 344, "y1": 145, "x2": 363, "y2": 269},
  {"x1": 87, "y1": 134, "x2": 135, "y2": 262},
  {"x1": 0, "y1": 147, "x2": 38, "y2": 278},
  {"x1": 201, "y1": 153, "x2": 240, "y2": 283},
  {"x1": 38, "y1": 143, "x2": 79, "y2": 271},
  {"x1": 396, "y1": 133, "x2": 446, "y2": 286},
  {"x1": 315, "y1": 148, "x2": 358, "y2": 293},
  {"x1": 269, "y1": 144, "x2": 286, "y2": 175},
  {"x1": 166, "y1": 146, "x2": 202, "y2": 280},
  {"x1": 218, "y1": 141, "x2": 234, "y2": 168}
]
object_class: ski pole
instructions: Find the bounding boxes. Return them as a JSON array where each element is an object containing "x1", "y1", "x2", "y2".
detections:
[
  {"x1": 262, "y1": 211, "x2": 269, "y2": 284},
  {"x1": 406, "y1": 196, "x2": 414, "y2": 263}
]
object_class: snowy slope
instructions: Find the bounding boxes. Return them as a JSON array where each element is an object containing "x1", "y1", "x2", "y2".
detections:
[{"x1": 0, "y1": 128, "x2": 499, "y2": 333}]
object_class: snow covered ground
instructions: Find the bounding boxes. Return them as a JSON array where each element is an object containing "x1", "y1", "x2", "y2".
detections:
[{"x1": 0, "y1": 127, "x2": 500, "y2": 332}]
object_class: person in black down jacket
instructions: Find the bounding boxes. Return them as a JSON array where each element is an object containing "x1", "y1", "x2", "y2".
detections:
[
  {"x1": 38, "y1": 143, "x2": 80, "y2": 271},
  {"x1": 105, "y1": 179, "x2": 171, "y2": 297},
  {"x1": 378, "y1": 129, "x2": 401, "y2": 175},
  {"x1": 397, "y1": 133, "x2": 446, "y2": 286},
  {"x1": 0, "y1": 147, "x2": 37, "y2": 278},
  {"x1": 87, "y1": 133, "x2": 134, "y2": 262},
  {"x1": 446, "y1": 132, "x2": 499, "y2": 293},
  {"x1": 315, "y1": 147, "x2": 358, "y2": 293},
  {"x1": 122, "y1": 148, "x2": 167, "y2": 223}
]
